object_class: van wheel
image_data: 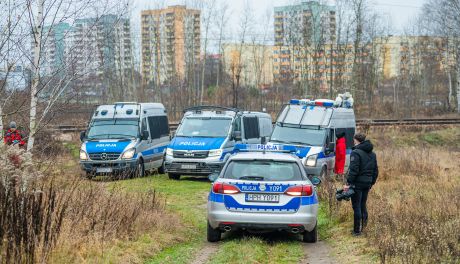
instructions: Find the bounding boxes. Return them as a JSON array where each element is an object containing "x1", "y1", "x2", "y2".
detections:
[
  {"x1": 168, "y1": 173, "x2": 180, "y2": 180},
  {"x1": 303, "y1": 224, "x2": 317, "y2": 243},
  {"x1": 207, "y1": 221, "x2": 221, "y2": 242},
  {"x1": 158, "y1": 159, "x2": 165, "y2": 174},
  {"x1": 135, "y1": 160, "x2": 145, "y2": 178}
]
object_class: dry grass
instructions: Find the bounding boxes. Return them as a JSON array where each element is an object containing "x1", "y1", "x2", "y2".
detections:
[
  {"x1": 319, "y1": 128, "x2": 460, "y2": 264},
  {"x1": 0, "y1": 144, "x2": 182, "y2": 263}
]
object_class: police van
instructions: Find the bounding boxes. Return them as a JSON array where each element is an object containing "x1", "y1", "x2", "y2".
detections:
[
  {"x1": 79, "y1": 102, "x2": 170, "y2": 178},
  {"x1": 164, "y1": 106, "x2": 272, "y2": 180},
  {"x1": 269, "y1": 98, "x2": 356, "y2": 179}
]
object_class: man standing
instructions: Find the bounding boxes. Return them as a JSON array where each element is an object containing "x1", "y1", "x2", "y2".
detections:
[
  {"x1": 4, "y1": 121, "x2": 26, "y2": 147},
  {"x1": 344, "y1": 133, "x2": 378, "y2": 236}
]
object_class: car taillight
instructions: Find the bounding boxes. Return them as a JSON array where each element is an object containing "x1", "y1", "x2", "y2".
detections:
[
  {"x1": 212, "y1": 182, "x2": 240, "y2": 194},
  {"x1": 285, "y1": 185, "x2": 313, "y2": 196}
]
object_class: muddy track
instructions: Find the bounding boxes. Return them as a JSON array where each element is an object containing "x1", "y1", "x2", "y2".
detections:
[
  {"x1": 301, "y1": 240, "x2": 337, "y2": 264},
  {"x1": 189, "y1": 242, "x2": 219, "y2": 264}
]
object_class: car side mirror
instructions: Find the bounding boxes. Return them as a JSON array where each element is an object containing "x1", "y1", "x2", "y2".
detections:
[
  {"x1": 208, "y1": 173, "x2": 219, "y2": 182},
  {"x1": 142, "y1": 130, "x2": 149, "y2": 140},
  {"x1": 326, "y1": 142, "x2": 335, "y2": 154},
  {"x1": 311, "y1": 176, "x2": 321, "y2": 186},
  {"x1": 233, "y1": 131, "x2": 242, "y2": 141},
  {"x1": 80, "y1": 130, "x2": 86, "y2": 142}
]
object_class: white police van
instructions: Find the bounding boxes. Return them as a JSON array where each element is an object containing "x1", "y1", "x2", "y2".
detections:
[
  {"x1": 207, "y1": 144, "x2": 321, "y2": 242},
  {"x1": 269, "y1": 97, "x2": 355, "y2": 179},
  {"x1": 79, "y1": 102, "x2": 170, "y2": 179},
  {"x1": 164, "y1": 106, "x2": 272, "y2": 180}
]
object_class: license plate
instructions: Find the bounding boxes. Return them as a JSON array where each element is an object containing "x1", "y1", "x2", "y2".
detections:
[
  {"x1": 245, "y1": 193, "x2": 280, "y2": 203},
  {"x1": 96, "y1": 167, "x2": 112, "y2": 173},
  {"x1": 181, "y1": 164, "x2": 196, "y2": 169}
]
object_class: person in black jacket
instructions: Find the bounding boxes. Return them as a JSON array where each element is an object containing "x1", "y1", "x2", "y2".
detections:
[{"x1": 344, "y1": 133, "x2": 378, "y2": 236}]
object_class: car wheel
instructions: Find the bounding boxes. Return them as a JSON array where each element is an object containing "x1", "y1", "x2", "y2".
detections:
[
  {"x1": 207, "y1": 221, "x2": 221, "y2": 242},
  {"x1": 158, "y1": 159, "x2": 166, "y2": 174},
  {"x1": 135, "y1": 159, "x2": 145, "y2": 178},
  {"x1": 168, "y1": 173, "x2": 180, "y2": 180},
  {"x1": 303, "y1": 224, "x2": 317, "y2": 243}
]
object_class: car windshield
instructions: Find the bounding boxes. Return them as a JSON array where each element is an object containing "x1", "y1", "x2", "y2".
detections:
[
  {"x1": 176, "y1": 117, "x2": 232, "y2": 138},
  {"x1": 270, "y1": 124, "x2": 326, "y2": 146},
  {"x1": 87, "y1": 119, "x2": 138, "y2": 139},
  {"x1": 223, "y1": 160, "x2": 303, "y2": 181}
]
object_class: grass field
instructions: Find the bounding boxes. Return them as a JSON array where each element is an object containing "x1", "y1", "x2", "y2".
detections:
[{"x1": 8, "y1": 126, "x2": 457, "y2": 263}]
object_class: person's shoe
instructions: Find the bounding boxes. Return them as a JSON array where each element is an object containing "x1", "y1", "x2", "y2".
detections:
[{"x1": 351, "y1": 231, "x2": 362, "y2": 236}]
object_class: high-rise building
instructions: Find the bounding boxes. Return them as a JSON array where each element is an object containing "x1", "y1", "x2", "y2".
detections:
[
  {"x1": 70, "y1": 15, "x2": 133, "y2": 76},
  {"x1": 274, "y1": 1, "x2": 336, "y2": 46},
  {"x1": 34, "y1": 22, "x2": 71, "y2": 76},
  {"x1": 141, "y1": 5, "x2": 200, "y2": 86}
]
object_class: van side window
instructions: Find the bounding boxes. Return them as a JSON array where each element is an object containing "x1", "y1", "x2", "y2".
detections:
[
  {"x1": 141, "y1": 118, "x2": 149, "y2": 139},
  {"x1": 148, "y1": 116, "x2": 160, "y2": 139},
  {"x1": 345, "y1": 127, "x2": 355, "y2": 148},
  {"x1": 159, "y1": 116, "x2": 170, "y2": 137},
  {"x1": 148, "y1": 116, "x2": 169, "y2": 139},
  {"x1": 243, "y1": 116, "x2": 260, "y2": 139},
  {"x1": 328, "y1": 129, "x2": 335, "y2": 145},
  {"x1": 233, "y1": 116, "x2": 241, "y2": 132}
]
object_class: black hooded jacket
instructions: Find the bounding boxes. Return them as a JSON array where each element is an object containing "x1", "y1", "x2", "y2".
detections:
[{"x1": 347, "y1": 140, "x2": 378, "y2": 189}]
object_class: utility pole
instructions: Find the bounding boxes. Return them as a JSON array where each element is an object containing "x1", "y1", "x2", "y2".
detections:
[{"x1": 27, "y1": 0, "x2": 44, "y2": 152}]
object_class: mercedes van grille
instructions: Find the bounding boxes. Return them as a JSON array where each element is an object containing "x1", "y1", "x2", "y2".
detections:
[{"x1": 89, "y1": 152, "x2": 121, "y2": 161}]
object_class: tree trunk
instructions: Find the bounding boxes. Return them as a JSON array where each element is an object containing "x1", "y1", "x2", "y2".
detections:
[
  {"x1": 457, "y1": 65, "x2": 460, "y2": 113},
  {"x1": 0, "y1": 105, "x2": 3, "y2": 145},
  {"x1": 27, "y1": 0, "x2": 44, "y2": 152}
]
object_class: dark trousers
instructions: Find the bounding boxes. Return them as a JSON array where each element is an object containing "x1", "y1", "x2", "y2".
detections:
[{"x1": 350, "y1": 187, "x2": 370, "y2": 233}]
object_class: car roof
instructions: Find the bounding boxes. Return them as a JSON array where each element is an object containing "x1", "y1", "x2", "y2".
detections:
[{"x1": 229, "y1": 151, "x2": 300, "y2": 162}]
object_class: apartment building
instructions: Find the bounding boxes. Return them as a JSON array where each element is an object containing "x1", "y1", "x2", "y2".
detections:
[
  {"x1": 141, "y1": 5, "x2": 200, "y2": 86},
  {"x1": 222, "y1": 43, "x2": 274, "y2": 88},
  {"x1": 274, "y1": 1, "x2": 336, "y2": 46}
]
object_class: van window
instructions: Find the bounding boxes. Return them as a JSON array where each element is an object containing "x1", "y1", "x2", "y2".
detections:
[
  {"x1": 335, "y1": 128, "x2": 354, "y2": 148},
  {"x1": 141, "y1": 118, "x2": 150, "y2": 139},
  {"x1": 148, "y1": 116, "x2": 170, "y2": 139},
  {"x1": 243, "y1": 116, "x2": 260, "y2": 139},
  {"x1": 233, "y1": 116, "x2": 241, "y2": 132}
]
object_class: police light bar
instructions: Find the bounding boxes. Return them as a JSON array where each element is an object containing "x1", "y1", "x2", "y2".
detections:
[
  {"x1": 289, "y1": 98, "x2": 334, "y2": 107},
  {"x1": 234, "y1": 144, "x2": 297, "y2": 153}
]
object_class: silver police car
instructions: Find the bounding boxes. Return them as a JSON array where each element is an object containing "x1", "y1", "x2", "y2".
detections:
[{"x1": 207, "y1": 145, "x2": 320, "y2": 243}]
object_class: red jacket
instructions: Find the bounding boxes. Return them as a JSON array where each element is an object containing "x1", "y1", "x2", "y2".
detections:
[
  {"x1": 4, "y1": 129, "x2": 26, "y2": 146},
  {"x1": 334, "y1": 137, "x2": 346, "y2": 174}
]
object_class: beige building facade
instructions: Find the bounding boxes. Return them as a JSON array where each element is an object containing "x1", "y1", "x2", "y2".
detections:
[
  {"x1": 222, "y1": 44, "x2": 274, "y2": 89},
  {"x1": 141, "y1": 5, "x2": 200, "y2": 85}
]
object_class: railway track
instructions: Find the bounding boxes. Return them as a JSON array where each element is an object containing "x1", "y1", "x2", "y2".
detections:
[{"x1": 49, "y1": 118, "x2": 460, "y2": 133}]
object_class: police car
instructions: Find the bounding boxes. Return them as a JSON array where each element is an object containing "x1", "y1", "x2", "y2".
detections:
[{"x1": 207, "y1": 144, "x2": 321, "y2": 243}]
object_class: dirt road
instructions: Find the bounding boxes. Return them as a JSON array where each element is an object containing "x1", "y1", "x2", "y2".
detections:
[{"x1": 301, "y1": 240, "x2": 337, "y2": 264}]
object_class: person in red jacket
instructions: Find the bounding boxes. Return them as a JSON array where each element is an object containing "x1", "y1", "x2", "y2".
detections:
[
  {"x1": 334, "y1": 131, "x2": 346, "y2": 180},
  {"x1": 4, "y1": 121, "x2": 26, "y2": 147}
]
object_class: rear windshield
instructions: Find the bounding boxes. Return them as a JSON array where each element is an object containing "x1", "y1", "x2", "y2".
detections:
[{"x1": 223, "y1": 160, "x2": 303, "y2": 181}]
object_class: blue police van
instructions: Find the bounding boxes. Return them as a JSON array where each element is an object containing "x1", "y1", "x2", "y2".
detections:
[
  {"x1": 79, "y1": 102, "x2": 170, "y2": 179},
  {"x1": 164, "y1": 106, "x2": 273, "y2": 180},
  {"x1": 269, "y1": 98, "x2": 356, "y2": 179}
]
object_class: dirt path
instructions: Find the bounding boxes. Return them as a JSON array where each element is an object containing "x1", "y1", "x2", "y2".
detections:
[
  {"x1": 300, "y1": 240, "x2": 337, "y2": 264},
  {"x1": 189, "y1": 242, "x2": 219, "y2": 264}
]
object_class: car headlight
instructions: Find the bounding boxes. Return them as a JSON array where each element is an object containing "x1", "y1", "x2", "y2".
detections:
[
  {"x1": 121, "y1": 148, "x2": 136, "y2": 159},
  {"x1": 304, "y1": 154, "x2": 318, "y2": 167},
  {"x1": 80, "y1": 150, "x2": 88, "y2": 160},
  {"x1": 166, "y1": 148, "x2": 173, "y2": 156},
  {"x1": 208, "y1": 149, "x2": 223, "y2": 157}
]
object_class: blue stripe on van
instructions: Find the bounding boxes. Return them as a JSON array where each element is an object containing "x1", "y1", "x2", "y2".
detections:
[
  {"x1": 141, "y1": 145, "x2": 167, "y2": 156},
  {"x1": 169, "y1": 136, "x2": 226, "y2": 151}
]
